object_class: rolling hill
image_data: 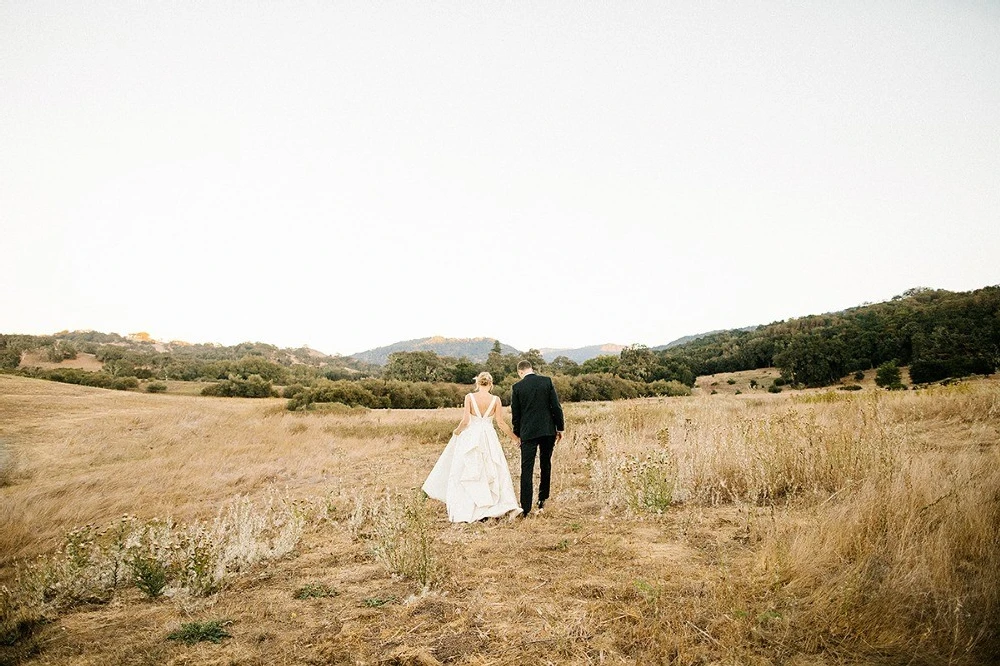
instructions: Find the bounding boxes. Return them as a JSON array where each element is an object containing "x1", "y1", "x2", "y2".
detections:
[
  {"x1": 351, "y1": 338, "x2": 635, "y2": 366},
  {"x1": 539, "y1": 344, "x2": 625, "y2": 364},
  {"x1": 350, "y1": 337, "x2": 522, "y2": 366}
]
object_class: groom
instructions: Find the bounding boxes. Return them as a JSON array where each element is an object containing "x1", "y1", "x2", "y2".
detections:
[{"x1": 510, "y1": 360, "x2": 565, "y2": 517}]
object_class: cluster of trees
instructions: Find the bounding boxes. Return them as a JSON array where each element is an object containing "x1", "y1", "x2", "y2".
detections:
[
  {"x1": 337, "y1": 342, "x2": 690, "y2": 410},
  {"x1": 660, "y1": 286, "x2": 999, "y2": 387},
  {"x1": 201, "y1": 374, "x2": 278, "y2": 398},
  {"x1": 382, "y1": 342, "x2": 696, "y2": 387},
  {"x1": 0, "y1": 335, "x2": 32, "y2": 370},
  {"x1": 285, "y1": 379, "x2": 470, "y2": 410},
  {"x1": 552, "y1": 375, "x2": 690, "y2": 403}
]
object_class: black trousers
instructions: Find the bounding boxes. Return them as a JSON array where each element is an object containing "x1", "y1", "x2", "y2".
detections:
[{"x1": 519, "y1": 435, "x2": 556, "y2": 514}]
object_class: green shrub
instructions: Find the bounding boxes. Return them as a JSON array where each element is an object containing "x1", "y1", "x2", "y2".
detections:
[
  {"x1": 0, "y1": 347, "x2": 22, "y2": 370},
  {"x1": 111, "y1": 377, "x2": 139, "y2": 391},
  {"x1": 839, "y1": 384, "x2": 863, "y2": 391},
  {"x1": 167, "y1": 620, "x2": 231, "y2": 645},
  {"x1": 853, "y1": 370, "x2": 866, "y2": 381},
  {"x1": 645, "y1": 380, "x2": 691, "y2": 397},
  {"x1": 17, "y1": 367, "x2": 137, "y2": 391},
  {"x1": 145, "y1": 382, "x2": 167, "y2": 393},
  {"x1": 768, "y1": 385, "x2": 782, "y2": 393},
  {"x1": 45, "y1": 342, "x2": 78, "y2": 363},
  {"x1": 568, "y1": 374, "x2": 643, "y2": 402},
  {"x1": 287, "y1": 379, "x2": 469, "y2": 411},
  {"x1": 293, "y1": 583, "x2": 338, "y2": 599},
  {"x1": 129, "y1": 553, "x2": 168, "y2": 598},
  {"x1": 875, "y1": 361, "x2": 904, "y2": 390},
  {"x1": 201, "y1": 374, "x2": 276, "y2": 398},
  {"x1": 727, "y1": 379, "x2": 736, "y2": 385}
]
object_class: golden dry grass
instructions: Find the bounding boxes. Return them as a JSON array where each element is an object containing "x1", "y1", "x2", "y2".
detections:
[{"x1": 1, "y1": 374, "x2": 997, "y2": 665}]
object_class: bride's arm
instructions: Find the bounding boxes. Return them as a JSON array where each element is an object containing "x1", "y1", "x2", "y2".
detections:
[
  {"x1": 452, "y1": 394, "x2": 472, "y2": 436},
  {"x1": 496, "y1": 402, "x2": 519, "y2": 444}
]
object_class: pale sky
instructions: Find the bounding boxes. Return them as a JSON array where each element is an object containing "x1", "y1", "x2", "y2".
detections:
[{"x1": 2, "y1": 1, "x2": 998, "y2": 356}]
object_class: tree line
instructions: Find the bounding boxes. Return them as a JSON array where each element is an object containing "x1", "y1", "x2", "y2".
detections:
[
  {"x1": 281, "y1": 340, "x2": 692, "y2": 410},
  {"x1": 0, "y1": 333, "x2": 692, "y2": 407},
  {"x1": 2, "y1": 285, "x2": 996, "y2": 404}
]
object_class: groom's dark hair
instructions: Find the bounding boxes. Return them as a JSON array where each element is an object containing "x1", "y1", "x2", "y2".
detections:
[{"x1": 517, "y1": 360, "x2": 533, "y2": 372}]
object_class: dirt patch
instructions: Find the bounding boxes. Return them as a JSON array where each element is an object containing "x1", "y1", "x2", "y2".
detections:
[
  {"x1": 18, "y1": 351, "x2": 104, "y2": 371},
  {"x1": 431, "y1": 630, "x2": 485, "y2": 663}
]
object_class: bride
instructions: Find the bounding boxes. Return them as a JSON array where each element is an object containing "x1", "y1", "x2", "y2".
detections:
[{"x1": 422, "y1": 372, "x2": 523, "y2": 522}]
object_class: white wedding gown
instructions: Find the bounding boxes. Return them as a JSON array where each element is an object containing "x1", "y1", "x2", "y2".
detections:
[{"x1": 422, "y1": 394, "x2": 521, "y2": 522}]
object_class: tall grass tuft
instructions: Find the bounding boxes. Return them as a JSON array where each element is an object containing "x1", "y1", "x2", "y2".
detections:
[
  {"x1": 0, "y1": 564, "x2": 46, "y2": 647},
  {"x1": 680, "y1": 395, "x2": 900, "y2": 505},
  {"x1": 761, "y1": 448, "x2": 1000, "y2": 661},
  {"x1": 0, "y1": 438, "x2": 15, "y2": 487},
  {"x1": 585, "y1": 393, "x2": 901, "y2": 508}
]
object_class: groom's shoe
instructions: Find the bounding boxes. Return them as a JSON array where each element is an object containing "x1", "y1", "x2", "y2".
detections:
[{"x1": 537, "y1": 500, "x2": 546, "y2": 512}]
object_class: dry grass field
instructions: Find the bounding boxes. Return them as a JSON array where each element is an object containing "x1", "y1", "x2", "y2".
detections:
[{"x1": 1, "y1": 373, "x2": 997, "y2": 665}]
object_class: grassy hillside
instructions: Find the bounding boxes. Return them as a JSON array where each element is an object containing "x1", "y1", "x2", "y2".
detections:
[
  {"x1": 660, "y1": 286, "x2": 1000, "y2": 386},
  {"x1": 1, "y1": 332, "x2": 374, "y2": 374},
  {"x1": 2, "y1": 374, "x2": 997, "y2": 664}
]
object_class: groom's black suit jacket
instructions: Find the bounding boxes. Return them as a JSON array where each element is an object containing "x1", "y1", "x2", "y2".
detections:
[{"x1": 511, "y1": 373, "x2": 565, "y2": 442}]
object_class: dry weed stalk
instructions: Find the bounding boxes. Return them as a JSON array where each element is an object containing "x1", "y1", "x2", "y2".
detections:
[
  {"x1": 0, "y1": 492, "x2": 305, "y2": 645},
  {"x1": 348, "y1": 490, "x2": 444, "y2": 588}
]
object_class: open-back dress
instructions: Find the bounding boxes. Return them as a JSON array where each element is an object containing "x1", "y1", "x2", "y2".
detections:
[{"x1": 422, "y1": 394, "x2": 521, "y2": 522}]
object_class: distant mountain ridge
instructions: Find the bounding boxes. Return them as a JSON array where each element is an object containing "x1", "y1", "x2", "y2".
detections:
[
  {"x1": 539, "y1": 344, "x2": 625, "y2": 364},
  {"x1": 350, "y1": 337, "x2": 521, "y2": 366},
  {"x1": 351, "y1": 338, "x2": 634, "y2": 366},
  {"x1": 350, "y1": 335, "x2": 745, "y2": 367}
]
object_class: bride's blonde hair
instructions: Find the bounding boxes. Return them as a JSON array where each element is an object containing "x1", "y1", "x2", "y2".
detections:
[{"x1": 475, "y1": 371, "x2": 493, "y2": 388}]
